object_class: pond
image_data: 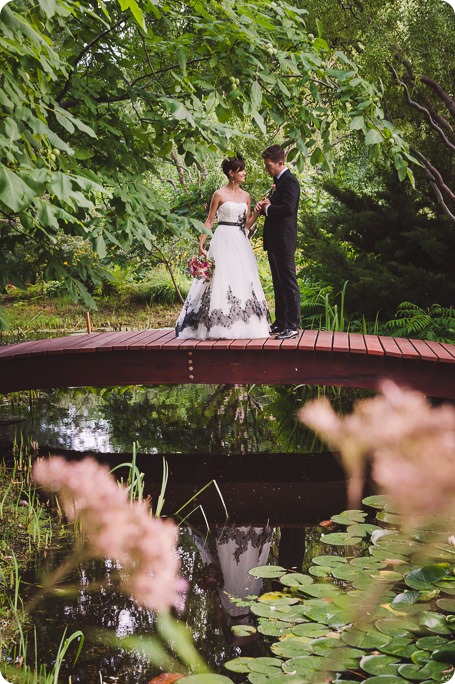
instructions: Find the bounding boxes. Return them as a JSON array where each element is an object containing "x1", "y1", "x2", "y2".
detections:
[{"x1": 0, "y1": 383, "x2": 367, "y2": 683}]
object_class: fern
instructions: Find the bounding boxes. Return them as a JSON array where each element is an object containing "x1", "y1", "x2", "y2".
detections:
[{"x1": 384, "y1": 301, "x2": 455, "y2": 342}]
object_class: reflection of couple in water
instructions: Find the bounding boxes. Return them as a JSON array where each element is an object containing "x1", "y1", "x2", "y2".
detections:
[
  {"x1": 191, "y1": 525, "x2": 274, "y2": 648},
  {"x1": 175, "y1": 145, "x2": 301, "y2": 341}
]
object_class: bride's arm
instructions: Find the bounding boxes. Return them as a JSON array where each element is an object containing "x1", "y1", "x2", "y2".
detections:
[
  {"x1": 245, "y1": 195, "x2": 262, "y2": 234},
  {"x1": 199, "y1": 192, "x2": 220, "y2": 255}
]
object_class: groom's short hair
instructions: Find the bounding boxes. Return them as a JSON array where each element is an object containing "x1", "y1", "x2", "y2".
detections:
[{"x1": 262, "y1": 145, "x2": 285, "y2": 163}]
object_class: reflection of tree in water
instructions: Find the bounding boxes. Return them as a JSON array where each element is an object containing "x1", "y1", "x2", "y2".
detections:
[
  {"x1": 98, "y1": 384, "x2": 367, "y2": 454},
  {"x1": 1, "y1": 384, "x2": 374, "y2": 454}
]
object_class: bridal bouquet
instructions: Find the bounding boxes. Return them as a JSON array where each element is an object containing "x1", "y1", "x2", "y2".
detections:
[{"x1": 186, "y1": 255, "x2": 215, "y2": 281}]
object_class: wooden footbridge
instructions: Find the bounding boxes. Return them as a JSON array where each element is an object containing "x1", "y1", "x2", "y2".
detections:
[{"x1": 1, "y1": 329, "x2": 455, "y2": 399}]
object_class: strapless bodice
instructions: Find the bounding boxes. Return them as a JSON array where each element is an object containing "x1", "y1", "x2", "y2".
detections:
[{"x1": 217, "y1": 201, "x2": 247, "y2": 225}]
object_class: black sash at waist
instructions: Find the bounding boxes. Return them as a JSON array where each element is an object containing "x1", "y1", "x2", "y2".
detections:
[{"x1": 218, "y1": 221, "x2": 244, "y2": 226}]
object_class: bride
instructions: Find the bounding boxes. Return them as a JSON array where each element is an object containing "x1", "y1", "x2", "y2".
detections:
[{"x1": 175, "y1": 156, "x2": 271, "y2": 339}]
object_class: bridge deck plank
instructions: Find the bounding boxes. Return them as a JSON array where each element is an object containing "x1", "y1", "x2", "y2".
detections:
[
  {"x1": 440, "y1": 343, "x2": 455, "y2": 362},
  {"x1": 423, "y1": 341, "x2": 455, "y2": 363},
  {"x1": 332, "y1": 332, "x2": 349, "y2": 353},
  {"x1": 348, "y1": 333, "x2": 366, "y2": 354},
  {"x1": 378, "y1": 335, "x2": 402, "y2": 358},
  {"x1": 298, "y1": 330, "x2": 318, "y2": 350},
  {"x1": 408, "y1": 339, "x2": 438, "y2": 361},
  {"x1": 246, "y1": 337, "x2": 268, "y2": 350},
  {"x1": 364, "y1": 335, "x2": 384, "y2": 356},
  {"x1": 280, "y1": 330, "x2": 304, "y2": 349},
  {"x1": 393, "y1": 337, "x2": 420, "y2": 359},
  {"x1": 315, "y1": 330, "x2": 333, "y2": 352}
]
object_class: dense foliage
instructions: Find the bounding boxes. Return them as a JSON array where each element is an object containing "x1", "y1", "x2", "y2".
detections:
[{"x1": 1, "y1": 0, "x2": 418, "y2": 309}]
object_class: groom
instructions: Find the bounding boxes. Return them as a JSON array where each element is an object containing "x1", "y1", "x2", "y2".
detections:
[{"x1": 255, "y1": 145, "x2": 301, "y2": 340}]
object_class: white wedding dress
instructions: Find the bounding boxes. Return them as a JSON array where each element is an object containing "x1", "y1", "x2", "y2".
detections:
[{"x1": 175, "y1": 201, "x2": 270, "y2": 339}]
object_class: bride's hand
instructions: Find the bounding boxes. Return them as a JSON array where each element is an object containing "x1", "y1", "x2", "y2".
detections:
[{"x1": 198, "y1": 246, "x2": 208, "y2": 257}]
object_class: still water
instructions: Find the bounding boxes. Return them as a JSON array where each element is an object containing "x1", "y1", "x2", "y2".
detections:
[{"x1": 1, "y1": 383, "x2": 365, "y2": 683}]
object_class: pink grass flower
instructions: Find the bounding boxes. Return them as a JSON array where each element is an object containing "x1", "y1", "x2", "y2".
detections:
[
  {"x1": 299, "y1": 380, "x2": 455, "y2": 520},
  {"x1": 33, "y1": 456, "x2": 185, "y2": 612}
]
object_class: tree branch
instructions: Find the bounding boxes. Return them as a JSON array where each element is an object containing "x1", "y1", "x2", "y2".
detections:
[
  {"x1": 391, "y1": 65, "x2": 455, "y2": 153},
  {"x1": 57, "y1": 19, "x2": 125, "y2": 104},
  {"x1": 421, "y1": 75, "x2": 455, "y2": 119}
]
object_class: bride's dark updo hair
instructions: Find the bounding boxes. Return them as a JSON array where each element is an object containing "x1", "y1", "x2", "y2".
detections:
[{"x1": 221, "y1": 155, "x2": 245, "y2": 178}]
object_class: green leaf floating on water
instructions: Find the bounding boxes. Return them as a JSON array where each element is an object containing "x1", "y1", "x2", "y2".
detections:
[
  {"x1": 271, "y1": 637, "x2": 313, "y2": 658},
  {"x1": 398, "y1": 660, "x2": 449, "y2": 680},
  {"x1": 331, "y1": 510, "x2": 367, "y2": 525},
  {"x1": 360, "y1": 654, "x2": 401, "y2": 675},
  {"x1": 363, "y1": 494, "x2": 391, "y2": 509},
  {"x1": 320, "y1": 532, "x2": 363, "y2": 546},
  {"x1": 418, "y1": 611, "x2": 451, "y2": 634},
  {"x1": 405, "y1": 566, "x2": 449, "y2": 591},
  {"x1": 224, "y1": 657, "x2": 255, "y2": 673},
  {"x1": 230, "y1": 624, "x2": 257, "y2": 637},
  {"x1": 431, "y1": 640, "x2": 455, "y2": 664},
  {"x1": 312, "y1": 555, "x2": 347, "y2": 566},
  {"x1": 180, "y1": 676, "x2": 235, "y2": 684},
  {"x1": 279, "y1": 573, "x2": 314, "y2": 587},
  {"x1": 249, "y1": 565, "x2": 286, "y2": 578}
]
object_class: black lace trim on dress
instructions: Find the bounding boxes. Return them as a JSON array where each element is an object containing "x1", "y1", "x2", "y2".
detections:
[{"x1": 175, "y1": 283, "x2": 269, "y2": 336}]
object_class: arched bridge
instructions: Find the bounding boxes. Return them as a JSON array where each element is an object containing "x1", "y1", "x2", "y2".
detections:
[{"x1": 0, "y1": 329, "x2": 454, "y2": 399}]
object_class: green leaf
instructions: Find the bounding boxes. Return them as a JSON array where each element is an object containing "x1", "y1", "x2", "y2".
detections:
[
  {"x1": 251, "y1": 81, "x2": 262, "y2": 109},
  {"x1": 405, "y1": 566, "x2": 449, "y2": 591},
  {"x1": 0, "y1": 164, "x2": 36, "y2": 212},
  {"x1": 365, "y1": 128, "x2": 384, "y2": 145},
  {"x1": 224, "y1": 657, "x2": 255, "y2": 673},
  {"x1": 249, "y1": 566, "x2": 286, "y2": 579}
]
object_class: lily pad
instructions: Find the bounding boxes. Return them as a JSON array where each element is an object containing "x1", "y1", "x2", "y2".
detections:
[
  {"x1": 364, "y1": 678, "x2": 411, "y2": 684},
  {"x1": 292, "y1": 623, "x2": 329, "y2": 638},
  {"x1": 270, "y1": 637, "x2": 312, "y2": 658},
  {"x1": 282, "y1": 655, "x2": 325, "y2": 676},
  {"x1": 376, "y1": 511, "x2": 402, "y2": 525},
  {"x1": 379, "y1": 637, "x2": 416, "y2": 658},
  {"x1": 375, "y1": 617, "x2": 419, "y2": 636},
  {"x1": 398, "y1": 661, "x2": 449, "y2": 680},
  {"x1": 340, "y1": 626, "x2": 392, "y2": 649},
  {"x1": 279, "y1": 573, "x2": 313, "y2": 588},
  {"x1": 436, "y1": 598, "x2": 455, "y2": 612},
  {"x1": 247, "y1": 657, "x2": 283, "y2": 675},
  {"x1": 330, "y1": 565, "x2": 359, "y2": 581},
  {"x1": 181, "y1": 677, "x2": 234, "y2": 684},
  {"x1": 224, "y1": 657, "x2": 255, "y2": 673},
  {"x1": 231, "y1": 624, "x2": 257, "y2": 637},
  {"x1": 359, "y1": 654, "x2": 400, "y2": 675},
  {"x1": 309, "y1": 565, "x2": 332, "y2": 578},
  {"x1": 347, "y1": 523, "x2": 382, "y2": 537},
  {"x1": 331, "y1": 510, "x2": 367, "y2": 525},
  {"x1": 418, "y1": 611, "x2": 452, "y2": 634},
  {"x1": 363, "y1": 494, "x2": 390, "y2": 509},
  {"x1": 249, "y1": 566, "x2": 287, "y2": 579},
  {"x1": 392, "y1": 591, "x2": 420, "y2": 606},
  {"x1": 320, "y1": 532, "x2": 363, "y2": 546},
  {"x1": 258, "y1": 593, "x2": 299, "y2": 605},
  {"x1": 321, "y1": 646, "x2": 364, "y2": 671},
  {"x1": 251, "y1": 603, "x2": 296, "y2": 621},
  {"x1": 405, "y1": 566, "x2": 449, "y2": 591},
  {"x1": 431, "y1": 641, "x2": 455, "y2": 665},
  {"x1": 312, "y1": 555, "x2": 347, "y2": 567},
  {"x1": 257, "y1": 622, "x2": 293, "y2": 637},
  {"x1": 298, "y1": 583, "x2": 341, "y2": 599},
  {"x1": 416, "y1": 636, "x2": 449, "y2": 651}
]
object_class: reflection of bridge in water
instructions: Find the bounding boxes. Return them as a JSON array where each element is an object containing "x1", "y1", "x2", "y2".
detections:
[
  {"x1": 38, "y1": 448, "x2": 348, "y2": 527},
  {"x1": 1, "y1": 328, "x2": 455, "y2": 398}
]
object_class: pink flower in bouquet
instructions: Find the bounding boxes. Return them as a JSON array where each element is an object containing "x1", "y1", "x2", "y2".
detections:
[{"x1": 187, "y1": 255, "x2": 215, "y2": 281}]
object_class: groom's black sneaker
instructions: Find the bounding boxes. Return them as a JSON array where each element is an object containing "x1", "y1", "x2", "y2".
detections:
[
  {"x1": 275, "y1": 328, "x2": 299, "y2": 340},
  {"x1": 270, "y1": 322, "x2": 284, "y2": 334}
]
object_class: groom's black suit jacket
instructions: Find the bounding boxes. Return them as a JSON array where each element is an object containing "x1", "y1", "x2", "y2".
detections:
[{"x1": 263, "y1": 169, "x2": 300, "y2": 253}]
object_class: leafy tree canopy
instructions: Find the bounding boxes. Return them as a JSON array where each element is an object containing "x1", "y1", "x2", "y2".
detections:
[{"x1": 0, "y1": 0, "x2": 416, "y2": 305}]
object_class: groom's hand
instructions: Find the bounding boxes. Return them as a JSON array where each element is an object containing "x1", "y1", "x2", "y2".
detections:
[{"x1": 254, "y1": 199, "x2": 266, "y2": 213}]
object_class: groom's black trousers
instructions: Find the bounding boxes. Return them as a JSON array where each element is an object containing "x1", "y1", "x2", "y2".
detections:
[{"x1": 268, "y1": 250, "x2": 301, "y2": 330}]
